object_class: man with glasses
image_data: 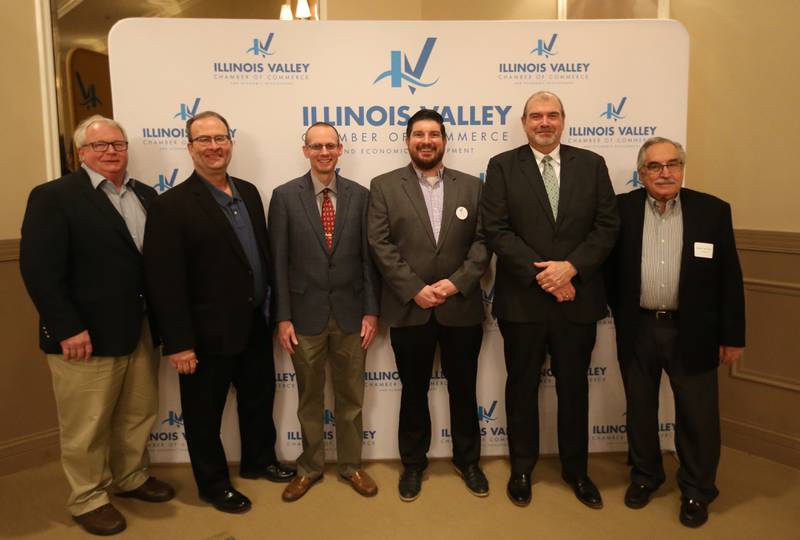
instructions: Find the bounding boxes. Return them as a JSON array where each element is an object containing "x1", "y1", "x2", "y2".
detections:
[
  {"x1": 144, "y1": 111, "x2": 295, "y2": 514},
  {"x1": 20, "y1": 115, "x2": 174, "y2": 536},
  {"x1": 605, "y1": 137, "x2": 745, "y2": 528},
  {"x1": 269, "y1": 122, "x2": 379, "y2": 502},
  {"x1": 368, "y1": 109, "x2": 490, "y2": 501}
]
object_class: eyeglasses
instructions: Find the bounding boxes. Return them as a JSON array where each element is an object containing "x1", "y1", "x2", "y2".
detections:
[
  {"x1": 83, "y1": 140, "x2": 128, "y2": 152},
  {"x1": 644, "y1": 160, "x2": 684, "y2": 174},
  {"x1": 190, "y1": 135, "x2": 232, "y2": 146},
  {"x1": 306, "y1": 143, "x2": 340, "y2": 152}
]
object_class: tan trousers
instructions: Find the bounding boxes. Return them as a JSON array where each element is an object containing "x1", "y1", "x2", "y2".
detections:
[
  {"x1": 47, "y1": 320, "x2": 159, "y2": 516},
  {"x1": 292, "y1": 316, "x2": 365, "y2": 477}
]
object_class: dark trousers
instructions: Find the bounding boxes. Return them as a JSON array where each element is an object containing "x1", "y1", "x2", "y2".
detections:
[
  {"x1": 621, "y1": 313, "x2": 720, "y2": 503},
  {"x1": 179, "y1": 312, "x2": 278, "y2": 497},
  {"x1": 499, "y1": 310, "x2": 597, "y2": 479},
  {"x1": 390, "y1": 315, "x2": 483, "y2": 471}
]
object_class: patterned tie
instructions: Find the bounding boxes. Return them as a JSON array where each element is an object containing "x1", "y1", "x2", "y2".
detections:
[
  {"x1": 321, "y1": 188, "x2": 335, "y2": 249},
  {"x1": 541, "y1": 154, "x2": 559, "y2": 220}
]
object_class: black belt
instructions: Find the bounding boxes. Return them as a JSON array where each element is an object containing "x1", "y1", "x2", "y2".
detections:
[{"x1": 640, "y1": 309, "x2": 678, "y2": 320}]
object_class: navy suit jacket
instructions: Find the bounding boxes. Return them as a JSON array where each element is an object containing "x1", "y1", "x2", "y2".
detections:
[
  {"x1": 20, "y1": 168, "x2": 156, "y2": 355},
  {"x1": 606, "y1": 187, "x2": 746, "y2": 374}
]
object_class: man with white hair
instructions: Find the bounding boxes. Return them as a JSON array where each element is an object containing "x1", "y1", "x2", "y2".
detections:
[{"x1": 20, "y1": 115, "x2": 174, "y2": 536}]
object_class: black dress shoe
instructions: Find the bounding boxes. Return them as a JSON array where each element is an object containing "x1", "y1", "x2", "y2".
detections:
[
  {"x1": 398, "y1": 468, "x2": 423, "y2": 502},
  {"x1": 624, "y1": 483, "x2": 657, "y2": 509},
  {"x1": 679, "y1": 497, "x2": 708, "y2": 528},
  {"x1": 562, "y1": 474, "x2": 603, "y2": 509},
  {"x1": 455, "y1": 463, "x2": 489, "y2": 497},
  {"x1": 200, "y1": 488, "x2": 252, "y2": 513},
  {"x1": 506, "y1": 473, "x2": 531, "y2": 507},
  {"x1": 240, "y1": 462, "x2": 296, "y2": 483}
]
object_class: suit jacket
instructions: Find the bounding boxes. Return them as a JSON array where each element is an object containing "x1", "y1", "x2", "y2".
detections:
[
  {"x1": 143, "y1": 172, "x2": 271, "y2": 356},
  {"x1": 605, "y1": 187, "x2": 745, "y2": 374},
  {"x1": 368, "y1": 164, "x2": 489, "y2": 327},
  {"x1": 20, "y1": 168, "x2": 156, "y2": 355},
  {"x1": 268, "y1": 173, "x2": 379, "y2": 335},
  {"x1": 481, "y1": 144, "x2": 619, "y2": 324}
]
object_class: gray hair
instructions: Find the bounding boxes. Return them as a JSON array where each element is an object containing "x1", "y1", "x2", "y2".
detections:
[
  {"x1": 521, "y1": 91, "x2": 565, "y2": 119},
  {"x1": 636, "y1": 137, "x2": 686, "y2": 170},
  {"x1": 73, "y1": 115, "x2": 127, "y2": 148}
]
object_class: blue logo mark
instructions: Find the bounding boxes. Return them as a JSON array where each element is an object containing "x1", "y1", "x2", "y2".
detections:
[
  {"x1": 477, "y1": 400, "x2": 498, "y2": 422},
  {"x1": 531, "y1": 34, "x2": 558, "y2": 57},
  {"x1": 324, "y1": 409, "x2": 336, "y2": 425},
  {"x1": 76, "y1": 72, "x2": 101, "y2": 109},
  {"x1": 373, "y1": 37, "x2": 439, "y2": 95},
  {"x1": 626, "y1": 170, "x2": 643, "y2": 188},
  {"x1": 246, "y1": 33, "x2": 275, "y2": 57},
  {"x1": 161, "y1": 410, "x2": 184, "y2": 427},
  {"x1": 152, "y1": 168, "x2": 179, "y2": 193},
  {"x1": 600, "y1": 97, "x2": 627, "y2": 121},
  {"x1": 174, "y1": 97, "x2": 201, "y2": 121}
]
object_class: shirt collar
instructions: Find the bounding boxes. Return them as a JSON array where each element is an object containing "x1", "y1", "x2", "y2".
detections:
[
  {"x1": 82, "y1": 163, "x2": 131, "y2": 190},
  {"x1": 646, "y1": 191, "x2": 681, "y2": 214},
  {"x1": 198, "y1": 172, "x2": 240, "y2": 204},
  {"x1": 311, "y1": 172, "x2": 337, "y2": 196},
  {"x1": 530, "y1": 144, "x2": 561, "y2": 166},
  {"x1": 411, "y1": 163, "x2": 444, "y2": 184}
]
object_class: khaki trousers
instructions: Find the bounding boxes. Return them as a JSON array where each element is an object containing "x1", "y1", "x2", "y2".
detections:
[
  {"x1": 292, "y1": 316, "x2": 365, "y2": 477},
  {"x1": 47, "y1": 320, "x2": 159, "y2": 516}
]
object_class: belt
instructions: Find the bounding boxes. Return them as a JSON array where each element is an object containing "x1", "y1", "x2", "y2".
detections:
[{"x1": 640, "y1": 309, "x2": 678, "y2": 320}]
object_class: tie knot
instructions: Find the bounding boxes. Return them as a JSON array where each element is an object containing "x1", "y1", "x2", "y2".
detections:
[
  {"x1": 322, "y1": 188, "x2": 331, "y2": 198},
  {"x1": 542, "y1": 155, "x2": 553, "y2": 164}
]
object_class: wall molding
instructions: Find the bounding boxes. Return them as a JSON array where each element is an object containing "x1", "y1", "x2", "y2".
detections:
[
  {"x1": 721, "y1": 416, "x2": 800, "y2": 469},
  {"x1": 0, "y1": 239, "x2": 20, "y2": 262},
  {"x1": 0, "y1": 428, "x2": 59, "y2": 476},
  {"x1": 735, "y1": 229, "x2": 800, "y2": 254}
]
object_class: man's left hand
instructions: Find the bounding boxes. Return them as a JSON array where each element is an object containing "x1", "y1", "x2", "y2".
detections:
[
  {"x1": 361, "y1": 315, "x2": 378, "y2": 349},
  {"x1": 719, "y1": 345, "x2": 744, "y2": 366},
  {"x1": 534, "y1": 260, "x2": 577, "y2": 292},
  {"x1": 431, "y1": 279, "x2": 459, "y2": 300}
]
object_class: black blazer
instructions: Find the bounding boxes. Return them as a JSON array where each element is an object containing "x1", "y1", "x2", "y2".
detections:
[
  {"x1": 481, "y1": 144, "x2": 619, "y2": 324},
  {"x1": 605, "y1": 188, "x2": 746, "y2": 374},
  {"x1": 20, "y1": 168, "x2": 156, "y2": 355},
  {"x1": 143, "y1": 172, "x2": 272, "y2": 356}
]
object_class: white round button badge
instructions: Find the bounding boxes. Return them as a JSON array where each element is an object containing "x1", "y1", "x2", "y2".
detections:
[{"x1": 456, "y1": 206, "x2": 468, "y2": 220}]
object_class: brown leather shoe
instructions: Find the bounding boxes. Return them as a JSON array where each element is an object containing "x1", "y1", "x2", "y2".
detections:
[
  {"x1": 341, "y1": 470, "x2": 378, "y2": 497},
  {"x1": 282, "y1": 475, "x2": 321, "y2": 502},
  {"x1": 73, "y1": 503, "x2": 126, "y2": 536},
  {"x1": 117, "y1": 477, "x2": 175, "y2": 502}
]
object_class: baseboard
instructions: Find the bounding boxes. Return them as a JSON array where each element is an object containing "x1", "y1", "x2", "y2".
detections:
[
  {"x1": 721, "y1": 417, "x2": 800, "y2": 469},
  {"x1": 0, "y1": 428, "x2": 60, "y2": 476}
]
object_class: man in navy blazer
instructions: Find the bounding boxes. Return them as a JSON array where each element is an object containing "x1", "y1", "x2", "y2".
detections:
[
  {"x1": 482, "y1": 91, "x2": 619, "y2": 508},
  {"x1": 20, "y1": 115, "x2": 173, "y2": 536},
  {"x1": 269, "y1": 122, "x2": 380, "y2": 501},
  {"x1": 144, "y1": 111, "x2": 294, "y2": 514},
  {"x1": 606, "y1": 137, "x2": 745, "y2": 528}
]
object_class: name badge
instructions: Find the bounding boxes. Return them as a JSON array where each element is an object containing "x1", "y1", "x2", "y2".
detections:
[
  {"x1": 694, "y1": 242, "x2": 714, "y2": 259},
  {"x1": 456, "y1": 206, "x2": 468, "y2": 220}
]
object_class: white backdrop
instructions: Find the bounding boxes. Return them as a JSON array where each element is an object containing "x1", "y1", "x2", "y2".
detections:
[{"x1": 108, "y1": 18, "x2": 688, "y2": 463}]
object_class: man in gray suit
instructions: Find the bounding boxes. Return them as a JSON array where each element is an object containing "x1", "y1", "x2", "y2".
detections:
[
  {"x1": 269, "y1": 122, "x2": 380, "y2": 502},
  {"x1": 368, "y1": 109, "x2": 490, "y2": 502}
]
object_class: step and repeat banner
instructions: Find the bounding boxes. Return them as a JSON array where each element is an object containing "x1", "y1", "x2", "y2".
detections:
[{"x1": 109, "y1": 18, "x2": 688, "y2": 463}]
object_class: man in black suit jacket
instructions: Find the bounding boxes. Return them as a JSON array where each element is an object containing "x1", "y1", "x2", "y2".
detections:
[
  {"x1": 481, "y1": 91, "x2": 619, "y2": 508},
  {"x1": 20, "y1": 115, "x2": 173, "y2": 536},
  {"x1": 269, "y1": 122, "x2": 380, "y2": 501},
  {"x1": 143, "y1": 111, "x2": 294, "y2": 514},
  {"x1": 606, "y1": 137, "x2": 745, "y2": 528}
]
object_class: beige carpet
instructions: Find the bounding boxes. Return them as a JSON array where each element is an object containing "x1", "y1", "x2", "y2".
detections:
[{"x1": 1, "y1": 448, "x2": 798, "y2": 539}]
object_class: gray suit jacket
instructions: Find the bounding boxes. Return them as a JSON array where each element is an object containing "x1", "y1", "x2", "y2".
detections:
[
  {"x1": 368, "y1": 164, "x2": 489, "y2": 327},
  {"x1": 268, "y1": 173, "x2": 379, "y2": 335}
]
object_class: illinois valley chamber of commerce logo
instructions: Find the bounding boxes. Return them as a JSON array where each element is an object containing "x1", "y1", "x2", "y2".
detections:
[
  {"x1": 246, "y1": 33, "x2": 275, "y2": 57},
  {"x1": 148, "y1": 410, "x2": 186, "y2": 449},
  {"x1": 174, "y1": 97, "x2": 201, "y2": 121},
  {"x1": 600, "y1": 96, "x2": 627, "y2": 121},
  {"x1": 531, "y1": 33, "x2": 558, "y2": 57},
  {"x1": 75, "y1": 72, "x2": 101, "y2": 109},
  {"x1": 373, "y1": 37, "x2": 439, "y2": 95},
  {"x1": 151, "y1": 168, "x2": 179, "y2": 193}
]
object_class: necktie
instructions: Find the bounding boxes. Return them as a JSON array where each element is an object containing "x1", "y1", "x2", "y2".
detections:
[
  {"x1": 541, "y1": 155, "x2": 559, "y2": 220},
  {"x1": 321, "y1": 188, "x2": 335, "y2": 249}
]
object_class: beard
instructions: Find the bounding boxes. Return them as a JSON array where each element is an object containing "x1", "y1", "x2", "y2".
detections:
[{"x1": 409, "y1": 145, "x2": 445, "y2": 171}]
